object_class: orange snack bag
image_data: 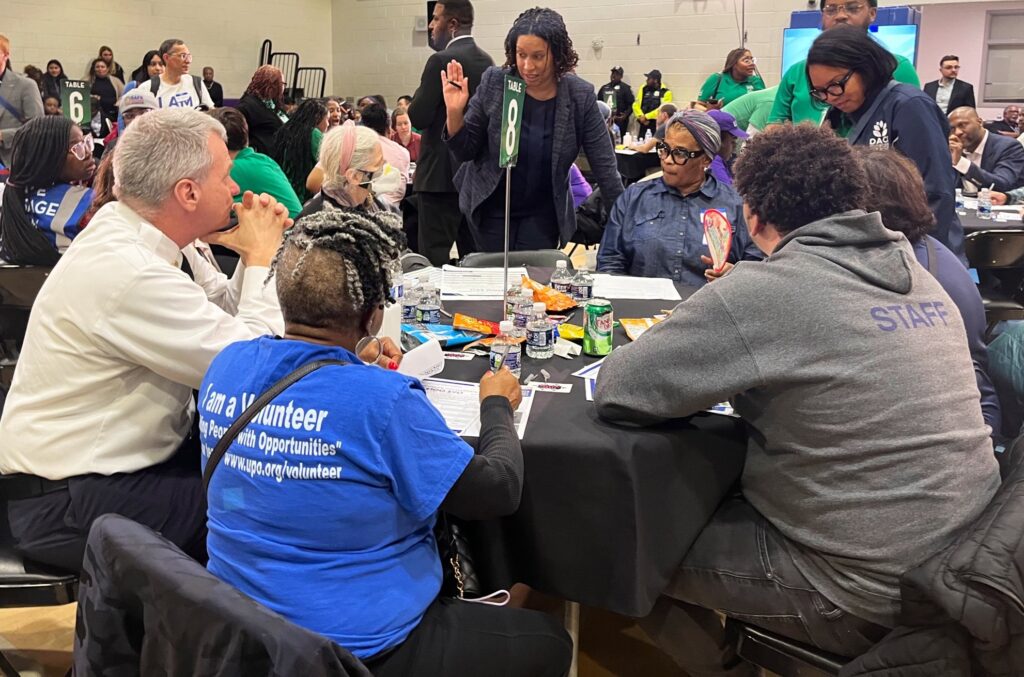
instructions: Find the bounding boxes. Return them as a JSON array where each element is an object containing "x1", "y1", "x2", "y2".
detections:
[
  {"x1": 453, "y1": 313, "x2": 501, "y2": 335},
  {"x1": 520, "y1": 275, "x2": 576, "y2": 312}
]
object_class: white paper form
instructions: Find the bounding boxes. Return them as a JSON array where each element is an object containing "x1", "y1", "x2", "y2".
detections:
[
  {"x1": 591, "y1": 274, "x2": 682, "y2": 301},
  {"x1": 403, "y1": 266, "x2": 443, "y2": 289},
  {"x1": 440, "y1": 265, "x2": 529, "y2": 300},
  {"x1": 421, "y1": 378, "x2": 536, "y2": 439}
]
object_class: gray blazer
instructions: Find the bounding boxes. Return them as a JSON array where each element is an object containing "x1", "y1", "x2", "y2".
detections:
[
  {"x1": 446, "y1": 67, "x2": 624, "y2": 245},
  {"x1": 0, "y1": 69, "x2": 44, "y2": 167}
]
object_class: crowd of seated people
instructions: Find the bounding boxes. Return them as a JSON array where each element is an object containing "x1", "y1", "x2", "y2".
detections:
[{"x1": 1, "y1": 0, "x2": 1024, "y2": 672}]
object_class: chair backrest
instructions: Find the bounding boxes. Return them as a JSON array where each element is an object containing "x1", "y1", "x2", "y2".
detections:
[
  {"x1": 0, "y1": 265, "x2": 51, "y2": 310},
  {"x1": 965, "y1": 229, "x2": 1024, "y2": 270},
  {"x1": 400, "y1": 252, "x2": 431, "y2": 274},
  {"x1": 460, "y1": 249, "x2": 573, "y2": 270},
  {"x1": 74, "y1": 515, "x2": 371, "y2": 677}
]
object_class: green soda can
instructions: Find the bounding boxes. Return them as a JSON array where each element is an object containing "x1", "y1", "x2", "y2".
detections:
[{"x1": 583, "y1": 299, "x2": 614, "y2": 356}]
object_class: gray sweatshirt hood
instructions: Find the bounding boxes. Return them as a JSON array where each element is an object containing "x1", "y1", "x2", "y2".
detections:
[{"x1": 771, "y1": 210, "x2": 913, "y2": 295}]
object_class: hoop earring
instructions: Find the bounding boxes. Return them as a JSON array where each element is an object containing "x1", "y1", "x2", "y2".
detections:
[{"x1": 355, "y1": 335, "x2": 382, "y2": 364}]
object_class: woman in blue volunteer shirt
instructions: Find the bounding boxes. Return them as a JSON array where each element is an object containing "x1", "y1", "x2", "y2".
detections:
[
  {"x1": 0, "y1": 116, "x2": 95, "y2": 265},
  {"x1": 806, "y1": 25, "x2": 964, "y2": 261},
  {"x1": 199, "y1": 209, "x2": 571, "y2": 676}
]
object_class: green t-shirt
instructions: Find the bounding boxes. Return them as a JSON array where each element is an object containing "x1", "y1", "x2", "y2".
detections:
[
  {"x1": 311, "y1": 127, "x2": 323, "y2": 162},
  {"x1": 723, "y1": 86, "x2": 779, "y2": 132},
  {"x1": 698, "y1": 72, "x2": 766, "y2": 107},
  {"x1": 767, "y1": 53, "x2": 920, "y2": 129},
  {"x1": 230, "y1": 147, "x2": 303, "y2": 218}
]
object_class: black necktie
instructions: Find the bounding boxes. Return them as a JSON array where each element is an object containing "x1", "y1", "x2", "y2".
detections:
[{"x1": 180, "y1": 253, "x2": 194, "y2": 281}]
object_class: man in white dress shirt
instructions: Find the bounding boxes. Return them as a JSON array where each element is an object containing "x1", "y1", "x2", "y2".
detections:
[{"x1": 0, "y1": 108, "x2": 288, "y2": 571}]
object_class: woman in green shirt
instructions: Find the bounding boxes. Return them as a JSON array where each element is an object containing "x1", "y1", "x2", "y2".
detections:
[
  {"x1": 698, "y1": 48, "x2": 765, "y2": 109},
  {"x1": 271, "y1": 99, "x2": 329, "y2": 204}
]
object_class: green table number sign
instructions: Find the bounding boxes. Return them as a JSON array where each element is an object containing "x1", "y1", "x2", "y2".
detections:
[
  {"x1": 499, "y1": 75, "x2": 526, "y2": 168},
  {"x1": 61, "y1": 80, "x2": 91, "y2": 125}
]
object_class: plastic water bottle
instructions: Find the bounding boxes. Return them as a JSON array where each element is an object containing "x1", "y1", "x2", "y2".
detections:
[
  {"x1": 955, "y1": 188, "x2": 967, "y2": 216},
  {"x1": 388, "y1": 259, "x2": 404, "y2": 305},
  {"x1": 622, "y1": 132, "x2": 632, "y2": 147},
  {"x1": 978, "y1": 187, "x2": 993, "y2": 220},
  {"x1": 401, "y1": 285, "x2": 419, "y2": 322},
  {"x1": 570, "y1": 267, "x2": 594, "y2": 303},
  {"x1": 377, "y1": 260, "x2": 404, "y2": 343},
  {"x1": 490, "y1": 320, "x2": 522, "y2": 378},
  {"x1": 550, "y1": 260, "x2": 573, "y2": 295},
  {"x1": 416, "y1": 285, "x2": 441, "y2": 323},
  {"x1": 513, "y1": 285, "x2": 534, "y2": 329},
  {"x1": 526, "y1": 302, "x2": 554, "y2": 360},
  {"x1": 644, "y1": 128, "x2": 653, "y2": 142}
]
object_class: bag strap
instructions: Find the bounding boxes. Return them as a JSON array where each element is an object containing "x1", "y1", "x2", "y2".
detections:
[
  {"x1": 149, "y1": 76, "x2": 161, "y2": 97},
  {"x1": 203, "y1": 359, "x2": 348, "y2": 492},
  {"x1": 925, "y1": 236, "x2": 938, "y2": 277},
  {"x1": 0, "y1": 93, "x2": 26, "y2": 123},
  {"x1": 192, "y1": 75, "x2": 204, "y2": 103}
]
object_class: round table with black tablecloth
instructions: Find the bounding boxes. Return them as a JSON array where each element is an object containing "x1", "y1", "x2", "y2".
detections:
[
  {"x1": 435, "y1": 272, "x2": 746, "y2": 617},
  {"x1": 615, "y1": 150, "x2": 661, "y2": 186}
]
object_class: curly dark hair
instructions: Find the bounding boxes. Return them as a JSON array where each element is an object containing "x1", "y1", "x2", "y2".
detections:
[
  {"x1": 271, "y1": 99, "x2": 328, "y2": 202},
  {"x1": 853, "y1": 148, "x2": 935, "y2": 243},
  {"x1": 733, "y1": 123, "x2": 868, "y2": 234},
  {"x1": 503, "y1": 7, "x2": 578, "y2": 79},
  {"x1": 272, "y1": 208, "x2": 406, "y2": 330}
]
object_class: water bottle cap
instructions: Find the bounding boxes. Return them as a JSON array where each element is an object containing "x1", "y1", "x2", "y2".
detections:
[
  {"x1": 555, "y1": 260, "x2": 567, "y2": 268},
  {"x1": 533, "y1": 302, "x2": 546, "y2": 312},
  {"x1": 521, "y1": 285, "x2": 532, "y2": 293},
  {"x1": 499, "y1": 320, "x2": 513, "y2": 332}
]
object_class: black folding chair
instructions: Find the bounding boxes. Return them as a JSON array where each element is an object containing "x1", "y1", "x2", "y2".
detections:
[
  {"x1": 963, "y1": 229, "x2": 1024, "y2": 340},
  {"x1": 0, "y1": 476, "x2": 78, "y2": 677},
  {"x1": 0, "y1": 266, "x2": 52, "y2": 410},
  {"x1": 460, "y1": 249, "x2": 573, "y2": 270}
]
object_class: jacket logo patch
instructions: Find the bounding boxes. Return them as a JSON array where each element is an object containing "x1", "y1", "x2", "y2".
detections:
[{"x1": 870, "y1": 121, "x2": 890, "y2": 149}]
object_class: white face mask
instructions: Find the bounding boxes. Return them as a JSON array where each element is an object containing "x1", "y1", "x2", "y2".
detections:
[{"x1": 361, "y1": 163, "x2": 402, "y2": 196}]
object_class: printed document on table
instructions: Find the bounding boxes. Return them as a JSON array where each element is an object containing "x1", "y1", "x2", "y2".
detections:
[
  {"x1": 422, "y1": 378, "x2": 535, "y2": 439},
  {"x1": 403, "y1": 266, "x2": 443, "y2": 289},
  {"x1": 592, "y1": 274, "x2": 682, "y2": 301},
  {"x1": 440, "y1": 265, "x2": 528, "y2": 300}
]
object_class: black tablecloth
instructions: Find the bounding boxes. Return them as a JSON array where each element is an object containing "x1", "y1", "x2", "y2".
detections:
[
  {"x1": 437, "y1": 275, "x2": 747, "y2": 617},
  {"x1": 615, "y1": 150, "x2": 661, "y2": 184},
  {"x1": 962, "y1": 211, "x2": 1024, "y2": 234}
]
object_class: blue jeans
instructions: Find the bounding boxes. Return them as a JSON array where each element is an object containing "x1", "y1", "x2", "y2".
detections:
[{"x1": 639, "y1": 498, "x2": 887, "y2": 677}]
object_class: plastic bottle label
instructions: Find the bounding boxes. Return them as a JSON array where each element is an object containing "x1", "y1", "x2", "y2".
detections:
[
  {"x1": 552, "y1": 281, "x2": 572, "y2": 294},
  {"x1": 527, "y1": 326, "x2": 550, "y2": 348},
  {"x1": 490, "y1": 347, "x2": 521, "y2": 374},
  {"x1": 572, "y1": 283, "x2": 594, "y2": 301}
]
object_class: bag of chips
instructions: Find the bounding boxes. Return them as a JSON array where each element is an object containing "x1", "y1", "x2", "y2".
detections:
[{"x1": 521, "y1": 275, "x2": 576, "y2": 312}]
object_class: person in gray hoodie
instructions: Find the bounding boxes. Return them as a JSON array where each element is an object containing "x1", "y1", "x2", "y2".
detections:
[{"x1": 595, "y1": 124, "x2": 1001, "y2": 677}]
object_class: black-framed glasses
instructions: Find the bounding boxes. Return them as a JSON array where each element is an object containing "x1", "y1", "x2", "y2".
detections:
[
  {"x1": 656, "y1": 141, "x2": 703, "y2": 164},
  {"x1": 809, "y1": 69, "x2": 855, "y2": 102},
  {"x1": 822, "y1": 2, "x2": 866, "y2": 16}
]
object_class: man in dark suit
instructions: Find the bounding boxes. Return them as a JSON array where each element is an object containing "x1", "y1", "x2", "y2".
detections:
[
  {"x1": 949, "y1": 106, "x2": 1024, "y2": 193},
  {"x1": 408, "y1": 0, "x2": 494, "y2": 266},
  {"x1": 985, "y1": 105, "x2": 1021, "y2": 139},
  {"x1": 923, "y1": 55, "x2": 976, "y2": 115}
]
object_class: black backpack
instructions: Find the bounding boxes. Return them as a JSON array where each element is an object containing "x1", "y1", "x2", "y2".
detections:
[{"x1": 572, "y1": 188, "x2": 609, "y2": 246}]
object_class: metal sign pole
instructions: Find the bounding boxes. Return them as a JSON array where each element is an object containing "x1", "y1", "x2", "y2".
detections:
[{"x1": 499, "y1": 74, "x2": 526, "y2": 319}]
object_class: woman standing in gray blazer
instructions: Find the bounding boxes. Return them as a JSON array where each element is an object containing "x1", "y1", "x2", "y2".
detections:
[{"x1": 442, "y1": 7, "x2": 623, "y2": 251}]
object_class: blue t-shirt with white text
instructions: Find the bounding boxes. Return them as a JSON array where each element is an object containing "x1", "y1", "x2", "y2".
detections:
[
  {"x1": 25, "y1": 184, "x2": 92, "y2": 252},
  {"x1": 199, "y1": 337, "x2": 474, "y2": 659}
]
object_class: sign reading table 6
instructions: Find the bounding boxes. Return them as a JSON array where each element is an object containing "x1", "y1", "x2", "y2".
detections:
[{"x1": 61, "y1": 80, "x2": 92, "y2": 125}]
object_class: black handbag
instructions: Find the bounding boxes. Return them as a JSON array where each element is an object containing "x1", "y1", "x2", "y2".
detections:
[{"x1": 435, "y1": 511, "x2": 482, "y2": 599}]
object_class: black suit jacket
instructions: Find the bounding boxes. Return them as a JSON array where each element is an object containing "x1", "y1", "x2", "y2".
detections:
[
  {"x1": 957, "y1": 131, "x2": 1024, "y2": 192},
  {"x1": 408, "y1": 37, "x2": 494, "y2": 194},
  {"x1": 923, "y1": 78, "x2": 976, "y2": 114}
]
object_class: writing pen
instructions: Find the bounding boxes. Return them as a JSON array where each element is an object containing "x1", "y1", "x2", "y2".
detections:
[
  {"x1": 492, "y1": 343, "x2": 511, "y2": 373},
  {"x1": 447, "y1": 80, "x2": 464, "y2": 91}
]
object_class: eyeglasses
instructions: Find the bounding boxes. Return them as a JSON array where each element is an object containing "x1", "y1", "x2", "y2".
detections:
[
  {"x1": 656, "y1": 141, "x2": 703, "y2": 165},
  {"x1": 809, "y1": 69, "x2": 855, "y2": 102},
  {"x1": 822, "y1": 2, "x2": 866, "y2": 16},
  {"x1": 169, "y1": 52, "x2": 192, "y2": 63},
  {"x1": 69, "y1": 136, "x2": 94, "y2": 161},
  {"x1": 739, "y1": 56, "x2": 757, "y2": 65}
]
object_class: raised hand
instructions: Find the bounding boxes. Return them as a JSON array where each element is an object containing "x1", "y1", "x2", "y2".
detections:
[{"x1": 441, "y1": 59, "x2": 470, "y2": 113}]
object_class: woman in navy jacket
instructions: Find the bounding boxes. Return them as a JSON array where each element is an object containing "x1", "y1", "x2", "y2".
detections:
[
  {"x1": 442, "y1": 7, "x2": 623, "y2": 251},
  {"x1": 806, "y1": 26, "x2": 965, "y2": 261}
]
